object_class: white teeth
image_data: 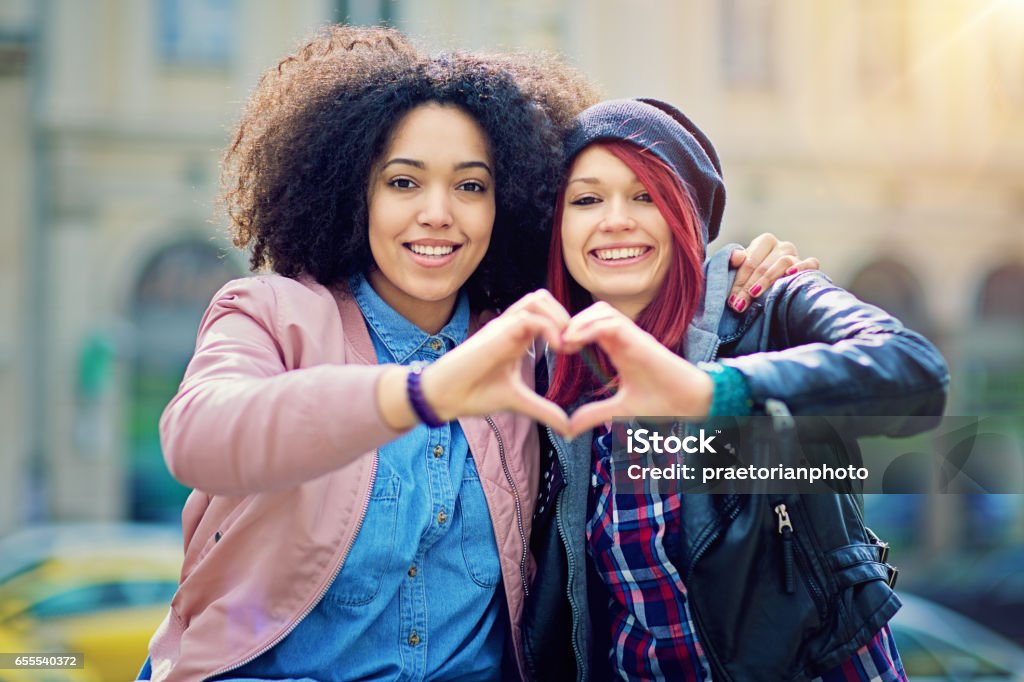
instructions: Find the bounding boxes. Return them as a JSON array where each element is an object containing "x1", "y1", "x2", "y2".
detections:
[
  {"x1": 595, "y1": 247, "x2": 646, "y2": 261},
  {"x1": 409, "y1": 244, "x2": 455, "y2": 257}
]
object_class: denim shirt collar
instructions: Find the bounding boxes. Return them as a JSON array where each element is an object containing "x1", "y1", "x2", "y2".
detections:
[
  {"x1": 684, "y1": 245, "x2": 743, "y2": 364},
  {"x1": 350, "y1": 273, "x2": 470, "y2": 364}
]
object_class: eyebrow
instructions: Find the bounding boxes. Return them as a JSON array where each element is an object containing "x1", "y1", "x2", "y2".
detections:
[
  {"x1": 455, "y1": 161, "x2": 492, "y2": 175},
  {"x1": 566, "y1": 177, "x2": 601, "y2": 186},
  {"x1": 382, "y1": 158, "x2": 425, "y2": 170},
  {"x1": 381, "y1": 158, "x2": 493, "y2": 175}
]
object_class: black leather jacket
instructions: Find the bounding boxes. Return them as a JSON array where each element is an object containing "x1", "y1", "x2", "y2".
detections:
[{"x1": 521, "y1": 251, "x2": 949, "y2": 681}]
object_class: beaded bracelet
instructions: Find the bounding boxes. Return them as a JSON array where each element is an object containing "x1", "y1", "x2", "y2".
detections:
[
  {"x1": 407, "y1": 361, "x2": 446, "y2": 428},
  {"x1": 698, "y1": 362, "x2": 754, "y2": 417}
]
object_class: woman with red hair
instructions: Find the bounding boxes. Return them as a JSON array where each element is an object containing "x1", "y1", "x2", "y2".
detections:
[{"x1": 523, "y1": 99, "x2": 949, "y2": 681}]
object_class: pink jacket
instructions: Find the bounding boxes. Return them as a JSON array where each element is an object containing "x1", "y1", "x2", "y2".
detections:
[{"x1": 147, "y1": 275, "x2": 540, "y2": 681}]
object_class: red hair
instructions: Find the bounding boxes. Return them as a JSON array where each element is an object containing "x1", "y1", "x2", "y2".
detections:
[{"x1": 546, "y1": 140, "x2": 706, "y2": 408}]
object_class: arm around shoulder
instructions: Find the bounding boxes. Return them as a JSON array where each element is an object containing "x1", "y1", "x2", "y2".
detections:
[{"x1": 719, "y1": 271, "x2": 949, "y2": 432}]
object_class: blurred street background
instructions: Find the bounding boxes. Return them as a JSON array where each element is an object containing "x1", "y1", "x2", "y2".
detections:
[{"x1": 0, "y1": 0, "x2": 1022, "y2": 679}]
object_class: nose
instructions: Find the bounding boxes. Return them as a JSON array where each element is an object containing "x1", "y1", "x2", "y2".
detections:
[
  {"x1": 598, "y1": 197, "x2": 636, "y2": 232},
  {"x1": 417, "y1": 187, "x2": 453, "y2": 229}
]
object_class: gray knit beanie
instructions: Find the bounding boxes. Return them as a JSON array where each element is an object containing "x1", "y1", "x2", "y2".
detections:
[{"x1": 563, "y1": 98, "x2": 726, "y2": 247}]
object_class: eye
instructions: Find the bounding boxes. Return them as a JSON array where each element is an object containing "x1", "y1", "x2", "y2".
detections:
[
  {"x1": 387, "y1": 177, "x2": 418, "y2": 190},
  {"x1": 635, "y1": 192, "x2": 653, "y2": 203},
  {"x1": 569, "y1": 195, "x2": 601, "y2": 206},
  {"x1": 458, "y1": 180, "x2": 488, "y2": 193}
]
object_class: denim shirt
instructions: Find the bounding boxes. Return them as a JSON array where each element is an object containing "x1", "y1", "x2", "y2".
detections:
[{"x1": 216, "y1": 275, "x2": 505, "y2": 682}]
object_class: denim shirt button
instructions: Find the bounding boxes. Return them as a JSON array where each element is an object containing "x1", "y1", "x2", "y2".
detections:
[
  {"x1": 408, "y1": 631, "x2": 421, "y2": 646},
  {"x1": 433, "y1": 445, "x2": 445, "y2": 458},
  {"x1": 437, "y1": 509, "x2": 448, "y2": 524},
  {"x1": 408, "y1": 565, "x2": 417, "y2": 578},
  {"x1": 429, "y1": 338, "x2": 443, "y2": 352}
]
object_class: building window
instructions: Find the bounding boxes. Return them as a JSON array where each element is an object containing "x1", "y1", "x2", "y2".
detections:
[
  {"x1": 858, "y1": 0, "x2": 909, "y2": 95},
  {"x1": 978, "y1": 263, "x2": 1024, "y2": 320},
  {"x1": 963, "y1": 263, "x2": 1024, "y2": 415},
  {"x1": 847, "y1": 258, "x2": 931, "y2": 337},
  {"x1": 128, "y1": 240, "x2": 243, "y2": 521},
  {"x1": 720, "y1": 0, "x2": 776, "y2": 90},
  {"x1": 158, "y1": 0, "x2": 235, "y2": 67}
]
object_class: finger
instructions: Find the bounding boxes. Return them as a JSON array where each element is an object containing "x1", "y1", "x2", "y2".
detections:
[
  {"x1": 730, "y1": 294, "x2": 749, "y2": 313},
  {"x1": 510, "y1": 382, "x2": 571, "y2": 435},
  {"x1": 562, "y1": 315, "x2": 631, "y2": 354},
  {"x1": 568, "y1": 395, "x2": 626, "y2": 438},
  {"x1": 732, "y1": 252, "x2": 818, "y2": 312},
  {"x1": 728, "y1": 247, "x2": 747, "y2": 269},
  {"x1": 492, "y1": 309, "x2": 565, "y2": 356},
  {"x1": 501, "y1": 293, "x2": 571, "y2": 350},
  {"x1": 505, "y1": 289, "x2": 572, "y2": 328},
  {"x1": 785, "y1": 257, "x2": 820, "y2": 276},
  {"x1": 730, "y1": 234, "x2": 799, "y2": 311},
  {"x1": 775, "y1": 240, "x2": 797, "y2": 256},
  {"x1": 504, "y1": 289, "x2": 546, "y2": 314},
  {"x1": 573, "y1": 299, "x2": 619, "y2": 321},
  {"x1": 729, "y1": 233, "x2": 776, "y2": 308},
  {"x1": 745, "y1": 254, "x2": 799, "y2": 300},
  {"x1": 565, "y1": 317, "x2": 665, "y2": 387},
  {"x1": 561, "y1": 315, "x2": 622, "y2": 353},
  {"x1": 564, "y1": 300, "x2": 627, "y2": 333},
  {"x1": 741, "y1": 240, "x2": 785, "y2": 294},
  {"x1": 515, "y1": 311, "x2": 569, "y2": 353}
]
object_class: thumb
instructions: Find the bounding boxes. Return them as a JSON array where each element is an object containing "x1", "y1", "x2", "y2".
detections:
[
  {"x1": 510, "y1": 383, "x2": 571, "y2": 436},
  {"x1": 729, "y1": 247, "x2": 747, "y2": 269},
  {"x1": 568, "y1": 395, "x2": 624, "y2": 439}
]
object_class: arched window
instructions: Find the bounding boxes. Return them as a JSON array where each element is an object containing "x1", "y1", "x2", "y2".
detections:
[
  {"x1": 128, "y1": 240, "x2": 243, "y2": 521},
  {"x1": 978, "y1": 263, "x2": 1024, "y2": 321},
  {"x1": 847, "y1": 258, "x2": 932, "y2": 338},
  {"x1": 963, "y1": 262, "x2": 1024, "y2": 415},
  {"x1": 958, "y1": 262, "x2": 1024, "y2": 549},
  {"x1": 847, "y1": 259, "x2": 936, "y2": 551}
]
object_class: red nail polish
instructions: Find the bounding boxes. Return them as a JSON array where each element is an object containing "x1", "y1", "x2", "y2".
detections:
[
  {"x1": 736, "y1": 298, "x2": 747, "y2": 313},
  {"x1": 749, "y1": 284, "x2": 762, "y2": 297},
  {"x1": 728, "y1": 294, "x2": 736, "y2": 307},
  {"x1": 786, "y1": 267, "x2": 798, "y2": 276}
]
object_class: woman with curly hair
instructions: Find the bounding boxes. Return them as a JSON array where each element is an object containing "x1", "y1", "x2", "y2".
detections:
[{"x1": 138, "y1": 26, "x2": 600, "y2": 682}]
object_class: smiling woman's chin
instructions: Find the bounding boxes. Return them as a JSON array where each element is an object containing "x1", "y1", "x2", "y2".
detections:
[
  {"x1": 591, "y1": 283, "x2": 660, "y2": 318},
  {"x1": 599, "y1": 298, "x2": 648, "y2": 320}
]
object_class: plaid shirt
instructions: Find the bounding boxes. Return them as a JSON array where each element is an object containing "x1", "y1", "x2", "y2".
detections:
[{"x1": 585, "y1": 429, "x2": 908, "y2": 681}]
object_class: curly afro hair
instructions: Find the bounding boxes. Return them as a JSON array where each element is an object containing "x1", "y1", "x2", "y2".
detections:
[{"x1": 221, "y1": 25, "x2": 599, "y2": 311}]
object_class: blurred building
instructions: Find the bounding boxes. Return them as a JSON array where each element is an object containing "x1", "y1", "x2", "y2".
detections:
[{"x1": 1, "y1": 1, "x2": 1022, "y2": 550}]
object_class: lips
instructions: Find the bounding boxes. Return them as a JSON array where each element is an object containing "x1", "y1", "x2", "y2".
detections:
[
  {"x1": 403, "y1": 240, "x2": 463, "y2": 267},
  {"x1": 404, "y1": 240, "x2": 462, "y2": 256},
  {"x1": 591, "y1": 246, "x2": 651, "y2": 261},
  {"x1": 408, "y1": 243, "x2": 456, "y2": 256},
  {"x1": 587, "y1": 244, "x2": 654, "y2": 268}
]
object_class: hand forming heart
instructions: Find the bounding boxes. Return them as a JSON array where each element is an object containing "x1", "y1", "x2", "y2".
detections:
[
  {"x1": 422, "y1": 290, "x2": 573, "y2": 435},
  {"x1": 559, "y1": 301, "x2": 714, "y2": 438},
  {"x1": 423, "y1": 293, "x2": 714, "y2": 440}
]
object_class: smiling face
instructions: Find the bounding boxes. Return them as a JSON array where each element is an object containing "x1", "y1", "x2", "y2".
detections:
[
  {"x1": 367, "y1": 103, "x2": 495, "y2": 333},
  {"x1": 559, "y1": 144, "x2": 674, "y2": 319}
]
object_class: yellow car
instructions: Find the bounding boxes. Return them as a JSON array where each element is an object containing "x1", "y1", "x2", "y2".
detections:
[
  {"x1": 0, "y1": 524, "x2": 181, "y2": 682},
  {"x1": 0, "y1": 625, "x2": 102, "y2": 682}
]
